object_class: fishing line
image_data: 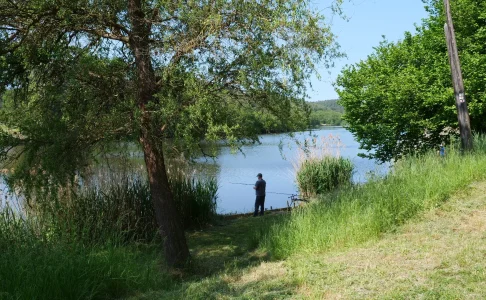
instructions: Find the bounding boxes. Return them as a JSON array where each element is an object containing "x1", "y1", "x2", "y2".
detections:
[
  {"x1": 266, "y1": 191, "x2": 296, "y2": 196},
  {"x1": 228, "y1": 182, "x2": 296, "y2": 196}
]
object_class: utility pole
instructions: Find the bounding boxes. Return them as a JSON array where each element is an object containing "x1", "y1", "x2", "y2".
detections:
[{"x1": 443, "y1": 0, "x2": 473, "y2": 151}]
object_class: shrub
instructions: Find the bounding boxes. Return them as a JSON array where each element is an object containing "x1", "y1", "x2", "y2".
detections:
[
  {"x1": 294, "y1": 134, "x2": 354, "y2": 197},
  {"x1": 296, "y1": 156, "x2": 353, "y2": 197}
]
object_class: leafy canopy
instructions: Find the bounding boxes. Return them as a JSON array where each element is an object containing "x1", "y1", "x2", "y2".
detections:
[
  {"x1": 0, "y1": 0, "x2": 343, "y2": 189},
  {"x1": 336, "y1": 0, "x2": 486, "y2": 162}
]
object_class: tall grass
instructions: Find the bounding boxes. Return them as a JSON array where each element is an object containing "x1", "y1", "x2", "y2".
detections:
[
  {"x1": 170, "y1": 175, "x2": 218, "y2": 229},
  {"x1": 296, "y1": 156, "x2": 353, "y2": 197},
  {"x1": 0, "y1": 170, "x2": 218, "y2": 299},
  {"x1": 263, "y1": 136, "x2": 486, "y2": 259},
  {"x1": 0, "y1": 205, "x2": 173, "y2": 300},
  {"x1": 35, "y1": 178, "x2": 157, "y2": 244},
  {"x1": 294, "y1": 134, "x2": 353, "y2": 197},
  {"x1": 33, "y1": 175, "x2": 218, "y2": 245}
]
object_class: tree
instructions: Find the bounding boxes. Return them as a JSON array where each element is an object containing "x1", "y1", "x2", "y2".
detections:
[
  {"x1": 0, "y1": 0, "x2": 342, "y2": 267},
  {"x1": 336, "y1": 0, "x2": 486, "y2": 162}
]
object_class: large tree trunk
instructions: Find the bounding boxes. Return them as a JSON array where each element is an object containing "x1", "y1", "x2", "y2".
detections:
[
  {"x1": 128, "y1": 0, "x2": 190, "y2": 268},
  {"x1": 140, "y1": 127, "x2": 190, "y2": 267}
]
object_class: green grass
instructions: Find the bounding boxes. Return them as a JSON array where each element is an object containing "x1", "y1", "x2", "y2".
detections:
[
  {"x1": 3, "y1": 136, "x2": 486, "y2": 299},
  {"x1": 0, "y1": 242, "x2": 172, "y2": 300},
  {"x1": 0, "y1": 205, "x2": 174, "y2": 300},
  {"x1": 0, "y1": 173, "x2": 219, "y2": 299},
  {"x1": 281, "y1": 181, "x2": 486, "y2": 299},
  {"x1": 262, "y1": 137, "x2": 486, "y2": 259},
  {"x1": 170, "y1": 175, "x2": 219, "y2": 229},
  {"x1": 296, "y1": 155, "x2": 353, "y2": 197},
  {"x1": 294, "y1": 134, "x2": 353, "y2": 197},
  {"x1": 31, "y1": 175, "x2": 218, "y2": 245}
]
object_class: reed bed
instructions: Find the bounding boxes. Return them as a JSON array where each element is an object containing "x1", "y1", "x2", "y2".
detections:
[
  {"x1": 294, "y1": 134, "x2": 353, "y2": 197},
  {"x1": 170, "y1": 175, "x2": 218, "y2": 229},
  {"x1": 32, "y1": 175, "x2": 218, "y2": 245},
  {"x1": 296, "y1": 156, "x2": 353, "y2": 197},
  {"x1": 0, "y1": 171, "x2": 218, "y2": 299},
  {"x1": 263, "y1": 135, "x2": 486, "y2": 259}
]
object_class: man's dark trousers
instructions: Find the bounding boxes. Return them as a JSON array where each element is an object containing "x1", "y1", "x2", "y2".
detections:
[{"x1": 254, "y1": 195, "x2": 265, "y2": 216}]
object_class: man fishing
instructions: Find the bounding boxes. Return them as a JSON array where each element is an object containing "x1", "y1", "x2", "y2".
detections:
[{"x1": 253, "y1": 173, "x2": 266, "y2": 216}]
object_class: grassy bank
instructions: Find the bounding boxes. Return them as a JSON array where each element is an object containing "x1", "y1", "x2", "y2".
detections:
[
  {"x1": 262, "y1": 138, "x2": 486, "y2": 259},
  {"x1": 2, "y1": 137, "x2": 486, "y2": 299},
  {"x1": 0, "y1": 205, "x2": 174, "y2": 300},
  {"x1": 0, "y1": 174, "x2": 218, "y2": 300}
]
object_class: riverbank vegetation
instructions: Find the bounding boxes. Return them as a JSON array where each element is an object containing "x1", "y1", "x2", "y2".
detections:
[
  {"x1": 296, "y1": 155, "x2": 353, "y2": 197},
  {"x1": 29, "y1": 174, "x2": 218, "y2": 245},
  {"x1": 0, "y1": 173, "x2": 217, "y2": 299},
  {"x1": 2, "y1": 136, "x2": 486, "y2": 299},
  {"x1": 263, "y1": 135, "x2": 486, "y2": 259},
  {"x1": 0, "y1": 0, "x2": 343, "y2": 267},
  {"x1": 294, "y1": 134, "x2": 353, "y2": 197},
  {"x1": 3, "y1": 0, "x2": 486, "y2": 298}
]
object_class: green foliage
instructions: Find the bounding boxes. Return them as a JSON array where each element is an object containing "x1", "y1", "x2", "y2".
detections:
[
  {"x1": 262, "y1": 135, "x2": 486, "y2": 259},
  {"x1": 0, "y1": 172, "x2": 217, "y2": 299},
  {"x1": 31, "y1": 175, "x2": 218, "y2": 245},
  {"x1": 0, "y1": 0, "x2": 343, "y2": 188},
  {"x1": 296, "y1": 156, "x2": 353, "y2": 197},
  {"x1": 0, "y1": 2, "x2": 345, "y2": 267},
  {"x1": 0, "y1": 212, "x2": 172, "y2": 300},
  {"x1": 309, "y1": 109, "x2": 344, "y2": 126},
  {"x1": 336, "y1": 0, "x2": 486, "y2": 162},
  {"x1": 307, "y1": 99, "x2": 344, "y2": 113},
  {"x1": 307, "y1": 100, "x2": 344, "y2": 126},
  {"x1": 169, "y1": 176, "x2": 219, "y2": 230},
  {"x1": 0, "y1": 54, "x2": 134, "y2": 194},
  {"x1": 0, "y1": 0, "x2": 344, "y2": 265}
]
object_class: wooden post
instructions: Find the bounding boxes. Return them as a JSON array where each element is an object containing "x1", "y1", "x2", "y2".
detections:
[{"x1": 443, "y1": 0, "x2": 473, "y2": 151}]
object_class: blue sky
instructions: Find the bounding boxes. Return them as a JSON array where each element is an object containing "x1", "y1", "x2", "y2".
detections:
[{"x1": 308, "y1": 0, "x2": 429, "y2": 101}]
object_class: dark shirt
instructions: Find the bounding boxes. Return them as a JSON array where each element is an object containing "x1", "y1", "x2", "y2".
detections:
[{"x1": 255, "y1": 179, "x2": 266, "y2": 196}]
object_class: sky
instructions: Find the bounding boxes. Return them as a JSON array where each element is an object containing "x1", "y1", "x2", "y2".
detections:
[{"x1": 308, "y1": 0, "x2": 429, "y2": 101}]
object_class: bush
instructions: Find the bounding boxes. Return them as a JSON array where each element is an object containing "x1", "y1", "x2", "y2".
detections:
[{"x1": 296, "y1": 156, "x2": 353, "y2": 197}]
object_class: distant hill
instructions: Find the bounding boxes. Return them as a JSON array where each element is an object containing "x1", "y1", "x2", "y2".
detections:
[
  {"x1": 306, "y1": 100, "x2": 345, "y2": 127},
  {"x1": 307, "y1": 99, "x2": 344, "y2": 113}
]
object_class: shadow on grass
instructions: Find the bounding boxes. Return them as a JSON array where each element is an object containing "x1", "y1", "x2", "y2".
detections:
[{"x1": 185, "y1": 211, "x2": 289, "y2": 277}]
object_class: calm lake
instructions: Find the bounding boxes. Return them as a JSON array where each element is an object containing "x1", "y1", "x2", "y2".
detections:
[
  {"x1": 198, "y1": 127, "x2": 387, "y2": 214},
  {"x1": 0, "y1": 127, "x2": 386, "y2": 214}
]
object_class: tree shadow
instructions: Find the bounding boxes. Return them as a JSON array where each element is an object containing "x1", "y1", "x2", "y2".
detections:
[{"x1": 185, "y1": 211, "x2": 289, "y2": 277}]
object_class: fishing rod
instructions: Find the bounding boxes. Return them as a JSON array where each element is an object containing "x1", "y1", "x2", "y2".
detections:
[
  {"x1": 267, "y1": 191, "x2": 297, "y2": 196},
  {"x1": 229, "y1": 182, "x2": 296, "y2": 196}
]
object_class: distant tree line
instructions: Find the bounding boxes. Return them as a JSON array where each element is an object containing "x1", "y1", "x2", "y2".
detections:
[
  {"x1": 308, "y1": 100, "x2": 345, "y2": 127},
  {"x1": 226, "y1": 99, "x2": 345, "y2": 135}
]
